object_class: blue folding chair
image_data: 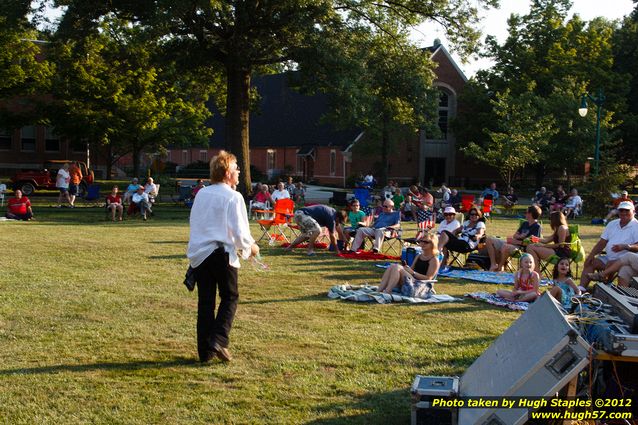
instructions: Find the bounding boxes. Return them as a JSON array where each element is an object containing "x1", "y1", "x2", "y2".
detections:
[
  {"x1": 83, "y1": 184, "x2": 101, "y2": 205},
  {"x1": 353, "y1": 188, "x2": 371, "y2": 208}
]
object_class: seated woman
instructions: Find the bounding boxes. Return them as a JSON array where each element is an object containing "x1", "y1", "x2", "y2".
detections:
[
  {"x1": 437, "y1": 206, "x2": 461, "y2": 235},
  {"x1": 252, "y1": 184, "x2": 272, "y2": 208},
  {"x1": 526, "y1": 211, "x2": 571, "y2": 273},
  {"x1": 486, "y1": 205, "x2": 542, "y2": 271},
  {"x1": 106, "y1": 186, "x2": 124, "y2": 221},
  {"x1": 438, "y1": 205, "x2": 486, "y2": 266},
  {"x1": 377, "y1": 233, "x2": 440, "y2": 294}
]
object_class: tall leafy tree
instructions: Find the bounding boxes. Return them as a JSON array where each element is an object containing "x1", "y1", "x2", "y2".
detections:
[
  {"x1": 0, "y1": 2, "x2": 54, "y2": 129},
  {"x1": 49, "y1": 17, "x2": 214, "y2": 177},
  {"x1": 54, "y1": 0, "x2": 497, "y2": 193},
  {"x1": 455, "y1": 0, "x2": 624, "y2": 184},
  {"x1": 463, "y1": 90, "x2": 557, "y2": 188},
  {"x1": 296, "y1": 28, "x2": 438, "y2": 185}
]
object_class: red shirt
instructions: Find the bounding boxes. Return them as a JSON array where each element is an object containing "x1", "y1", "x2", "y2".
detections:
[
  {"x1": 107, "y1": 194, "x2": 121, "y2": 204},
  {"x1": 254, "y1": 191, "x2": 269, "y2": 203},
  {"x1": 8, "y1": 196, "x2": 31, "y2": 215}
]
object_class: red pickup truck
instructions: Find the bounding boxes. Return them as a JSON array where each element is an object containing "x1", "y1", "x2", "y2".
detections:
[{"x1": 10, "y1": 160, "x2": 94, "y2": 196}]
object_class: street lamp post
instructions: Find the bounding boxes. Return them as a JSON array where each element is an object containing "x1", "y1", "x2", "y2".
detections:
[{"x1": 578, "y1": 89, "x2": 605, "y2": 176}]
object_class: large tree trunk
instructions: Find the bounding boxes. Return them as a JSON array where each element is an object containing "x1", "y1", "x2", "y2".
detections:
[
  {"x1": 380, "y1": 114, "x2": 389, "y2": 186},
  {"x1": 225, "y1": 63, "x2": 252, "y2": 196},
  {"x1": 106, "y1": 142, "x2": 113, "y2": 180},
  {"x1": 132, "y1": 144, "x2": 141, "y2": 178}
]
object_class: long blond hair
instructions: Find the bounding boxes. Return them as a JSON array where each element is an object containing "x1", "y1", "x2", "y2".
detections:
[{"x1": 419, "y1": 232, "x2": 439, "y2": 256}]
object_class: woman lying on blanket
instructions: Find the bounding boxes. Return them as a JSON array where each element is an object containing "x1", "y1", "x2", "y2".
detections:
[
  {"x1": 377, "y1": 233, "x2": 440, "y2": 294},
  {"x1": 496, "y1": 253, "x2": 541, "y2": 302}
]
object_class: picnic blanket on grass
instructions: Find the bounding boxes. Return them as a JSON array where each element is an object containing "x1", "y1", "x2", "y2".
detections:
[
  {"x1": 438, "y1": 267, "x2": 549, "y2": 286},
  {"x1": 338, "y1": 251, "x2": 401, "y2": 261},
  {"x1": 328, "y1": 284, "x2": 459, "y2": 304},
  {"x1": 465, "y1": 292, "x2": 530, "y2": 311}
]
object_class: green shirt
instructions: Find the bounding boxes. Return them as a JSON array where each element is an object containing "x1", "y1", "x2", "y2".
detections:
[
  {"x1": 348, "y1": 210, "x2": 367, "y2": 225},
  {"x1": 393, "y1": 194, "x2": 405, "y2": 206}
]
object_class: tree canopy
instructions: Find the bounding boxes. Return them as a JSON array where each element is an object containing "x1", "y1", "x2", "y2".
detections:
[{"x1": 52, "y1": 0, "x2": 497, "y2": 193}]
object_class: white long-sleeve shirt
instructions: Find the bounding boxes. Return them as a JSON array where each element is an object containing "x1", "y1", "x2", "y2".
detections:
[{"x1": 187, "y1": 183, "x2": 254, "y2": 268}]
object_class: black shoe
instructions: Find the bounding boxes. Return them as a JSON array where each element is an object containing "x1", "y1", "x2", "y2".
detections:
[
  {"x1": 183, "y1": 266, "x2": 196, "y2": 291},
  {"x1": 199, "y1": 350, "x2": 216, "y2": 363}
]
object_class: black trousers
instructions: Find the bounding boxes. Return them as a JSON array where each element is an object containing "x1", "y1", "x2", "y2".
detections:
[{"x1": 193, "y1": 248, "x2": 239, "y2": 360}]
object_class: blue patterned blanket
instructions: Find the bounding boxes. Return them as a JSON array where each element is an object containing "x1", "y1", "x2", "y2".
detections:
[
  {"x1": 438, "y1": 267, "x2": 549, "y2": 286},
  {"x1": 465, "y1": 292, "x2": 530, "y2": 311}
]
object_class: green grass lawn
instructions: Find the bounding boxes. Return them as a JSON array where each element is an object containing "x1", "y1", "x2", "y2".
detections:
[{"x1": 0, "y1": 202, "x2": 605, "y2": 424}]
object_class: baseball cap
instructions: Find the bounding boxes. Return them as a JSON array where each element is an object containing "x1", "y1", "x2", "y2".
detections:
[
  {"x1": 618, "y1": 201, "x2": 634, "y2": 211},
  {"x1": 622, "y1": 190, "x2": 629, "y2": 196},
  {"x1": 444, "y1": 206, "x2": 456, "y2": 214}
]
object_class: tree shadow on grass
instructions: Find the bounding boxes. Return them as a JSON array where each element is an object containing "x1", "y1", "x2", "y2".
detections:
[
  {"x1": 304, "y1": 388, "x2": 410, "y2": 425},
  {"x1": 148, "y1": 254, "x2": 186, "y2": 260},
  {"x1": 0, "y1": 357, "x2": 201, "y2": 376},
  {"x1": 240, "y1": 293, "x2": 330, "y2": 305}
]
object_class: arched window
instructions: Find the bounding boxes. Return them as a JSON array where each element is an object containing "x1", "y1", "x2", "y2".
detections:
[{"x1": 438, "y1": 90, "x2": 450, "y2": 140}]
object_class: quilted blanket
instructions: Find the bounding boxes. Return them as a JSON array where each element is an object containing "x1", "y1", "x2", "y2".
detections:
[
  {"x1": 465, "y1": 291, "x2": 530, "y2": 311},
  {"x1": 438, "y1": 267, "x2": 549, "y2": 286},
  {"x1": 328, "y1": 284, "x2": 459, "y2": 304}
]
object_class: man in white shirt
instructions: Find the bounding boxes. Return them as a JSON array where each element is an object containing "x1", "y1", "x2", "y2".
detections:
[
  {"x1": 131, "y1": 186, "x2": 152, "y2": 220},
  {"x1": 271, "y1": 182, "x2": 290, "y2": 202},
  {"x1": 187, "y1": 150, "x2": 259, "y2": 363},
  {"x1": 580, "y1": 201, "x2": 638, "y2": 289},
  {"x1": 55, "y1": 163, "x2": 71, "y2": 208}
]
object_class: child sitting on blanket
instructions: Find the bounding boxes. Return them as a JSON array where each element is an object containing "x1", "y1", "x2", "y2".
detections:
[
  {"x1": 548, "y1": 257, "x2": 580, "y2": 309},
  {"x1": 496, "y1": 253, "x2": 540, "y2": 302},
  {"x1": 377, "y1": 233, "x2": 440, "y2": 295}
]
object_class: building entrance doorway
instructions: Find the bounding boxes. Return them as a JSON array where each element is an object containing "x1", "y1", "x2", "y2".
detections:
[{"x1": 424, "y1": 157, "x2": 446, "y2": 186}]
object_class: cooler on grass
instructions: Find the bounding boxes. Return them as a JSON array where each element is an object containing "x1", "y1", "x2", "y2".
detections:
[
  {"x1": 411, "y1": 375, "x2": 459, "y2": 425},
  {"x1": 402, "y1": 246, "x2": 422, "y2": 265}
]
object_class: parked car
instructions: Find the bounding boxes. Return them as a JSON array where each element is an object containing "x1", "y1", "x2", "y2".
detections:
[{"x1": 10, "y1": 160, "x2": 95, "y2": 196}]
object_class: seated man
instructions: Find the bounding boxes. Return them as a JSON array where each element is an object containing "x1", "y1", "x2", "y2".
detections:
[
  {"x1": 562, "y1": 188, "x2": 582, "y2": 218},
  {"x1": 350, "y1": 200, "x2": 401, "y2": 253},
  {"x1": 144, "y1": 177, "x2": 159, "y2": 203},
  {"x1": 130, "y1": 186, "x2": 152, "y2": 220},
  {"x1": 271, "y1": 181, "x2": 291, "y2": 202},
  {"x1": 448, "y1": 189, "x2": 461, "y2": 211},
  {"x1": 501, "y1": 186, "x2": 518, "y2": 210},
  {"x1": 580, "y1": 201, "x2": 638, "y2": 290},
  {"x1": 437, "y1": 184, "x2": 451, "y2": 209},
  {"x1": 6, "y1": 190, "x2": 33, "y2": 221},
  {"x1": 532, "y1": 187, "x2": 546, "y2": 205},
  {"x1": 604, "y1": 190, "x2": 633, "y2": 224},
  {"x1": 285, "y1": 204, "x2": 346, "y2": 256},
  {"x1": 485, "y1": 205, "x2": 542, "y2": 271},
  {"x1": 481, "y1": 182, "x2": 499, "y2": 202},
  {"x1": 404, "y1": 185, "x2": 423, "y2": 221}
]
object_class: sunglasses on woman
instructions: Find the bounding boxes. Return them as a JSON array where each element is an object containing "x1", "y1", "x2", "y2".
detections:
[{"x1": 418, "y1": 240, "x2": 433, "y2": 245}]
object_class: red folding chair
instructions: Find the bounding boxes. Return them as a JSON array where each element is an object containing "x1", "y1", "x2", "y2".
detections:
[
  {"x1": 460, "y1": 194, "x2": 475, "y2": 212},
  {"x1": 482, "y1": 199, "x2": 493, "y2": 221},
  {"x1": 256, "y1": 199, "x2": 296, "y2": 244}
]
